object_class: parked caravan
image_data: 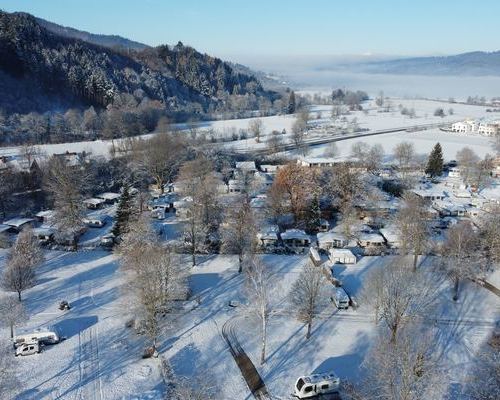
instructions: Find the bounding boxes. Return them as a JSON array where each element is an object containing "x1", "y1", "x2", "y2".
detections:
[
  {"x1": 294, "y1": 372, "x2": 340, "y2": 398},
  {"x1": 14, "y1": 327, "x2": 61, "y2": 348}
]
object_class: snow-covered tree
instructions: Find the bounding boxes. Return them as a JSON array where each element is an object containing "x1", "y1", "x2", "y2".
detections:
[
  {"x1": 352, "y1": 325, "x2": 446, "y2": 400},
  {"x1": 221, "y1": 200, "x2": 256, "y2": 273},
  {"x1": 118, "y1": 216, "x2": 187, "y2": 352},
  {"x1": 112, "y1": 183, "x2": 134, "y2": 238},
  {"x1": 394, "y1": 192, "x2": 430, "y2": 271},
  {"x1": 2, "y1": 228, "x2": 44, "y2": 301},
  {"x1": 244, "y1": 257, "x2": 276, "y2": 365},
  {"x1": 441, "y1": 220, "x2": 480, "y2": 301},
  {"x1": 45, "y1": 156, "x2": 89, "y2": 249},
  {"x1": 289, "y1": 262, "x2": 326, "y2": 339},
  {"x1": 0, "y1": 295, "x2": 27, "y2": 338},
  {"x1": 425, "y1": 142, "x2": 444, "y2": 177},
  {"x1": 0, "y1": 339, "x2": 20, "y2": 397},
  {"x1": 361, "y1": 257, "x2": 440, "y2": 343}
]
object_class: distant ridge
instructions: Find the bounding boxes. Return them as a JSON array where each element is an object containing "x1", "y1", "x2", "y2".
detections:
[
  {"x1": 34, "y1": 15, "x2": 149, "y2": 51},
  {"x1": 362, "y1": 51, "x2": 500, "y2": 76}
]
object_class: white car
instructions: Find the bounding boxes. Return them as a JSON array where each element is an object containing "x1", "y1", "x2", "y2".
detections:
[{"x1": 15, "y1": 341, "x2": 41, "y2": 357}]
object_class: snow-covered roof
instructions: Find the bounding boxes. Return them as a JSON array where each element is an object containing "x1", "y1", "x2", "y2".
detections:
[
  {"x1": 298, "y1": 157, "x2": 340, "y2": 166},
  {"x1": 96, "y1": 192, "x2": 121, "y2": 201},
  {"x1": 3, "y1": 217, "x2": 34, "y2": 228},
  {"x1": 329, "y1": 248, "x2": 355, "y2": 258},
  {"x1": 235, "y1": 161, "x2": 256, "y2": 171},
  {"x1": 300, "y1": 372, "x2": 340, "y2": 385},
  {"x1": 281, "y1": 229, "x2": 310, "y2": 241},
  {"x1": 379, "y1": 227, "x2": 399, "y2": 242},
  {"x1": 35, "y1": 210, "x2": 55, "y2": 218},
  {"x1": 358, "y1": 232, "x2": 385, "y2": 243},
  {"x1": 83, "y1": 198, "x2": 106, "y2": 206},
  {"x1": 33, "y1": 227, "x2": 56, "y2": 236},
  {"x1": 0, "y1": 224, "x2": 10, "y2": 234},
  {"x1": 413, "y1": 189, "x2": 446, "y2": 199},
  {"x1": 317, "y1": 231, "x2": 347, "y2": 244}
]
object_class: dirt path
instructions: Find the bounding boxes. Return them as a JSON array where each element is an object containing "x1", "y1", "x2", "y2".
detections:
[{"x1": 222, "y1": 317, "x2": 270, "y2": 400}]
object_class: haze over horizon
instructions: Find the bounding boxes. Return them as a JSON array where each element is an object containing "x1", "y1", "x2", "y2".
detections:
[{"x1": 1, "y1": 0, "x2": 499, "y2": 63}]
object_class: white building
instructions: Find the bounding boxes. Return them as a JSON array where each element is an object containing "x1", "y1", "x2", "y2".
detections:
[
  {"x1": 317, "y1": 231, "x2": 349, "y2": 250},
  {"x1": 328, "y1": 248, "x2": 356, "y2": 264},
  {"x1": 281, "y1": 229, "x2": 311, "y2": 248},
  {"x1": 451, "y1": 119, "x2": 478, "y2": 133},
  {"x1": 478, "y1": 122, "x2": 499, "y2": 136}
]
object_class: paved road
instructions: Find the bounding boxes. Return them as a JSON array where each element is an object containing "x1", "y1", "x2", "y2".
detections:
[{"x1": 231, "y1": 121, "x2": 450, "y2": 155}]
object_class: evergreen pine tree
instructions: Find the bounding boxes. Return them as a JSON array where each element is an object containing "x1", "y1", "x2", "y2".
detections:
[
  {"x1": 307, "y1": 194, "x2": 321, "y2": 233},
  {"x1": 112, "y1": 183, "x2": 134, "y2": 237},
  {"x1": 287, "y1": 91, "x2": 296, "y2": 114},
  {"x1": 425, "y1": 143, "x2": 444, "y2": 177}
]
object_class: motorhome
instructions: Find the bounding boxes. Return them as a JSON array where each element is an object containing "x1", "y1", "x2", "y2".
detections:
[
  {"x1": 294, "y1": 372, "x2": 340, "y2": 398},
  {"x1": 14, "y1": 327, "x2": 61, "y2": 348}
]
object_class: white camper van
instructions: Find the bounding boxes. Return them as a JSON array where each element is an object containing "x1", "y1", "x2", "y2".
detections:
[
  {"x1": 14, "y1": 327, "x2": 61, "y2": 348},
  {"x1": 294, "y1": 372, "x2": 340, "y2": 398},
  {"x1": 330, "y1": 287, "x2": 350, "y2": 310}
]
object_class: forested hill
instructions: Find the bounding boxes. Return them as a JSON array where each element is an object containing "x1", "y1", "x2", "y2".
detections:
[{"x1": 0, "y1": 11, "x2": 280, "y2": 119}]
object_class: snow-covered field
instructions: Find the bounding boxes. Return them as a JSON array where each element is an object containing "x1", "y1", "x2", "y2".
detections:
[
  {"x1": 0, "y1": 98, "x2": 495, "y2": 161},
  {"x1": 1, "y1": 242, "x2": 499, "y2": 399}
]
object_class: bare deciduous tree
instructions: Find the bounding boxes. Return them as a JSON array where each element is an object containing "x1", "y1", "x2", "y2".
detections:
[
  {"x1": 0, "y1": 295, "x2": 27, "y2": 338},
  {"x1": 118, "y1": 216, "x2": 187, "y2": 352},
  {"x1": 354, "y1": 325, "x2": 445, "y2": 400},
  {"x1": 393, "y1": 142, "x2": 415, "y2": 177},
  {"x1": 221, "y1": 200, "x2": 257, "y2": 273},
  {"x1": 456, "y1": 147, "x2": 479, "y2": 185},
  {"x1": 244, "y1": 257, "x2": 275, "y2": 365},
  {"x1": 441, "y1": 220, "x2": 480, "y2": 301},
  {"x1": 394, "y1": 192, "x2": 430, "y2": 271},
  {"x1": 45, "y1": 156, "x2": 89, "y2": 248},
  {"x1": 289, "y1": 262, "x2": 326, "y2": 339},
  {"x1": 361, "y1": 257, "x2": 439, "y2": 343},
  {"x1": 248, "y1": 118, "x2": 263, "y2": 143},
  {"x1": 0, "y1": 339, "x2": 20, "y2": 397},
  {"x1": 2, "y1": 228, "x2": 44, "y2": 301},
  {"x1": 136, "y1": 132, "x2": 184, "y2": 194}
]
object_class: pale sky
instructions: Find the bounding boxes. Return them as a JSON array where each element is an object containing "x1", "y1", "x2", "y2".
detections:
[{"x1": 1, "y1": 0, "x2": 498, "y2": 59}]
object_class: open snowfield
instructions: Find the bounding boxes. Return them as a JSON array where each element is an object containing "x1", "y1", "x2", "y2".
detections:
[
  {"x1": 1, "y1": 244, "x2": 499, "y2": 399},
  {"x1": 0, "y1": 98, "x2": 495, "y2": 161},
  {"x1": 0, "y1": 250, "x2": 164, "y2": 400}
]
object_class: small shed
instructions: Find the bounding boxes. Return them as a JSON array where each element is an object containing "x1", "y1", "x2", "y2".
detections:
[
  {"x1": 83, "y1": 198, "x2": 106, "y2": 210},
  {"x1": 329, "y1": 248, "x2": 356, "y2": 264}
]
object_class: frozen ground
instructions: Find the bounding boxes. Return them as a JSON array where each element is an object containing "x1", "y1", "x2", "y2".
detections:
[
  {"x1": 0, "y1": 98, "x2": 495, "y2": 161},
  {"x1": 0, "y1": 250, "x2": 164, "y2": 400},
  {"x1": 163, "y1": 254, "x2": 499, "y2": 399},
  {"x1": 1, "y1": 246, "x2": 499, "y2": 399}
]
